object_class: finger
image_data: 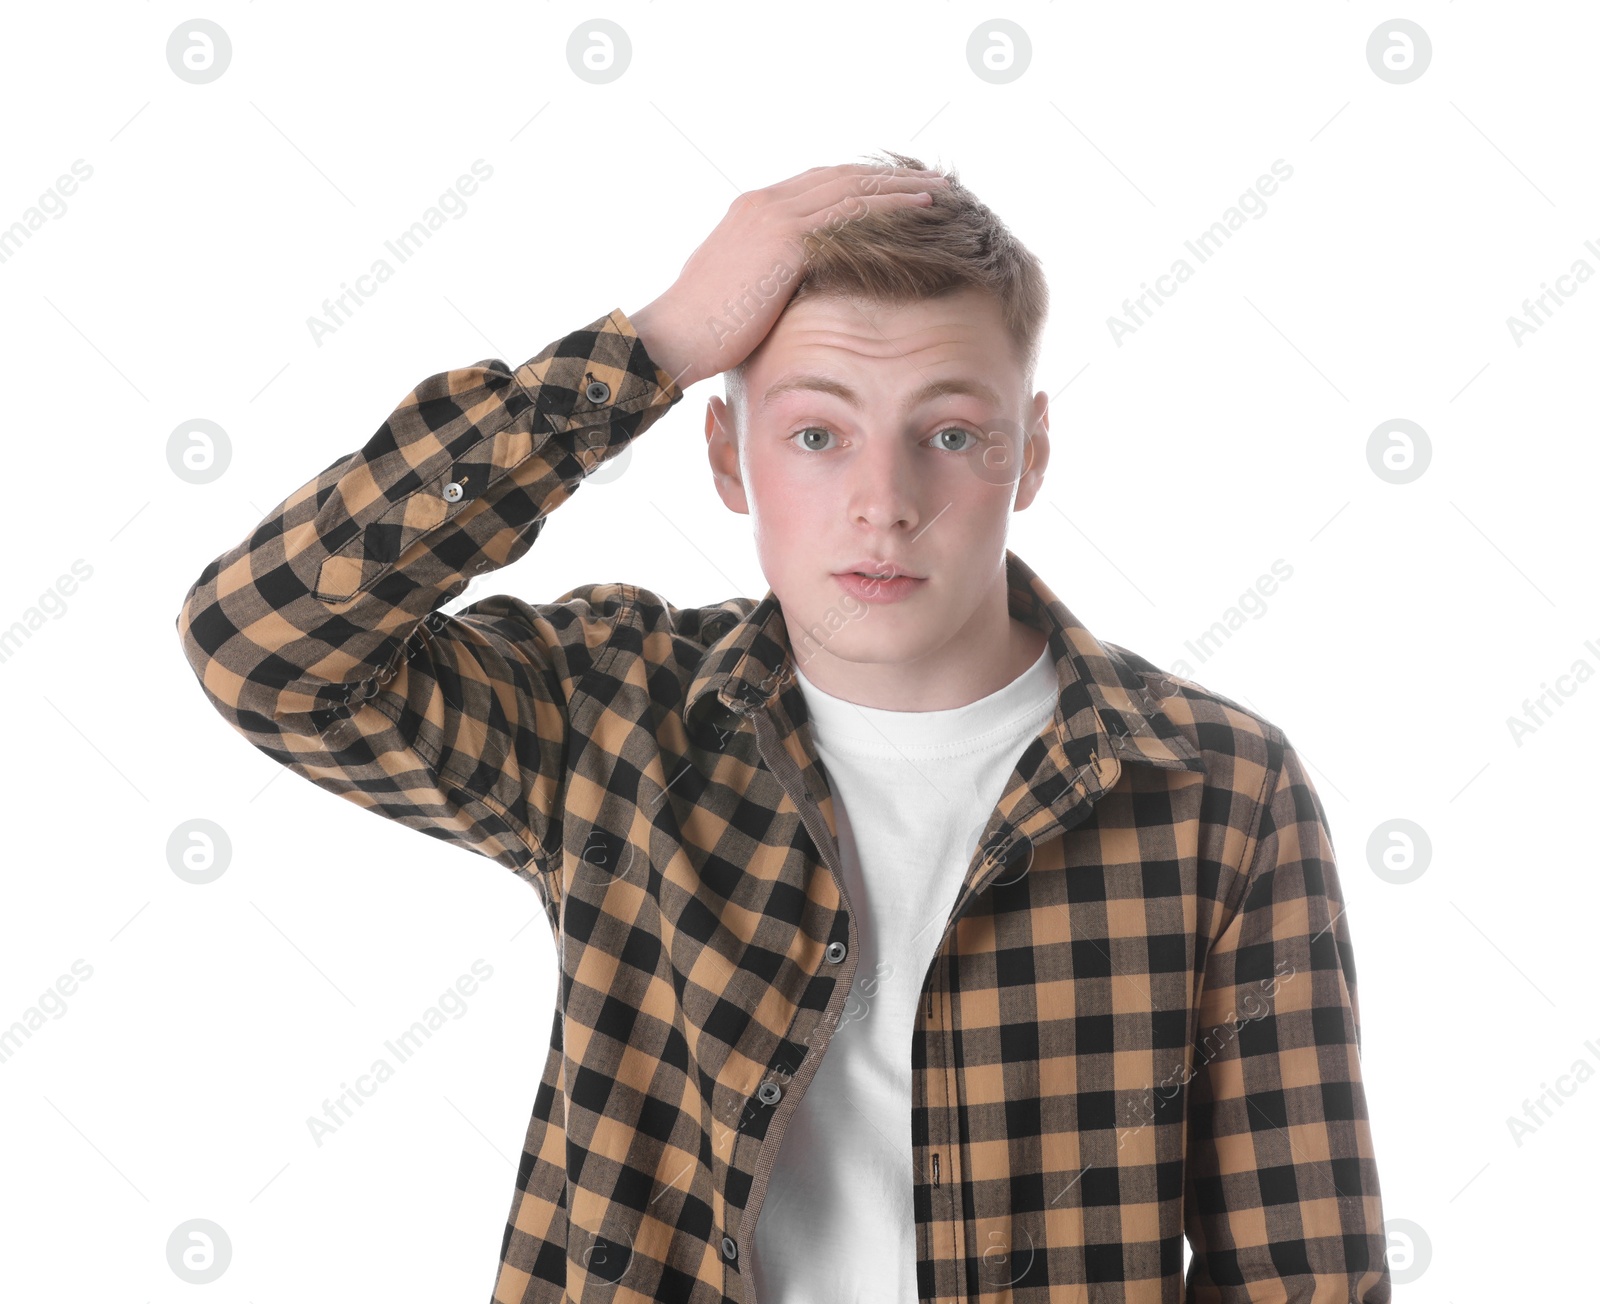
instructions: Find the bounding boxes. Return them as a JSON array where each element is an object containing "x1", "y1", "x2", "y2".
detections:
[
  {"x1": 772, "y1": 161, "x2": 942, "y2": 204},
  {"x1": 790, "y1": 168, "x2": 946, "y2": 219},
  {"x1": 800, "y1": 188, "x2": 939, "y2": 243}
]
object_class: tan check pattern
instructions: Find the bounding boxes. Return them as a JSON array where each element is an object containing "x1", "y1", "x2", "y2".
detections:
[{"x1": 175, "y1": 308, "x2": 1390, "y2": 1302}]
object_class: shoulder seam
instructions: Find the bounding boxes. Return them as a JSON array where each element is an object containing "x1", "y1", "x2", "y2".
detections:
[
  {"x1": 569, "y1": 583, "x2": 639, "y2": 716},
  {"x1": 1221, "y1": 721, "x2": 1290, "y2": 923}
]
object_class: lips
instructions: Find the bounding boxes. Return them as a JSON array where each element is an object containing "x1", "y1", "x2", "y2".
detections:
[
  {"x1": 832, "y1": 570, "x2": 925, "y2": 603},
  {"x1": 834, "y1": 560, "x2": 922, "y2": 580}
]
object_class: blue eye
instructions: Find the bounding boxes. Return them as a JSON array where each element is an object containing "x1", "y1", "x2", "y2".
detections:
[
  {"x1": 787, "y1": 426, "x2": 979, "y2": 453},
  {"x1": 792, "y1": 427, "x2": 835, "y2": 452},
  {"x1": 931, "y1": 427, "x2": 976, "y2": 452}
]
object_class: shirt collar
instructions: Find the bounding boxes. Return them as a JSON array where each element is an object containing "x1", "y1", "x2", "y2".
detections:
[{"x1": 685, "y1": 549, "x2": 1206, "y2": 776}]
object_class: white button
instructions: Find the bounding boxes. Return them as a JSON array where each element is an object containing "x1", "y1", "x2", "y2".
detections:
[
  {"x1": 757, "y1": 1080, "x2": 781, "y2": 1105},
  {"x1": 825, "y1": 941, "x2": 846, "y2": 964},
  {"x1": 585, "y1": 379, "x2": 611, "y2": 403},
  {"x1": 443, "y1": 481, "x2": 464, "y2": 502}
]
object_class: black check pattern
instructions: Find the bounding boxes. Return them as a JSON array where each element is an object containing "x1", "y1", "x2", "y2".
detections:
[{"x1": 175, "y1": 309, "x2": 1391, "y2": 1303}]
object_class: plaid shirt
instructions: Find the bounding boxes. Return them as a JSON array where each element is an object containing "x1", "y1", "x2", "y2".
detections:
[{"x1": 175, "y1": 308, "x2": 1391, "y2": 1303}]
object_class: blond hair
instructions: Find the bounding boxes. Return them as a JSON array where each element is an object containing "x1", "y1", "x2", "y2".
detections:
[{"x1": 725, "y1": 148, "x2": 1049, "y2": 431}]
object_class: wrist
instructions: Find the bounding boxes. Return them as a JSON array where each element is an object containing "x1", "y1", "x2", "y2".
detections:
[{"x1": 629, "y1": 299, "x2": 700, "y2": 391}]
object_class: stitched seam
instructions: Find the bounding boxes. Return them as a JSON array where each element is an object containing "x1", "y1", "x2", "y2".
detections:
[
  {"x1": 458, "y1": 780, "x2": 555, "y2": 886},
  {"x1": 1219, "y1": 722, "x2": 1286, "y2": 930},
  {"x1": 939, "y1": 968, "x2": 962, "y2": 1294},
  {"x1": 570, "y1": 584, "x2": 637, "y2": 716},
  {"x1": 353, "y1": 669, "x2": 556, "y2": 889}
]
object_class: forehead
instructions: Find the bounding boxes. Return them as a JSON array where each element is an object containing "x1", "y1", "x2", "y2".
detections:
[{"x1": 745, "y1": 288, "x2": 1019, "y2": 409}]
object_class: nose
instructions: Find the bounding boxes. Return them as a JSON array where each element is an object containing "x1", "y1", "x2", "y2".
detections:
[{"x1": 847, "y1": 434, "x2": 922, "y2": 531}]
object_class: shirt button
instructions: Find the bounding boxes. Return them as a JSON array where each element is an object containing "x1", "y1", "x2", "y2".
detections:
[
  {"x1": 757, "y1": 1080, "x2": 781, "y2": 1105},
  {"x1": 825, "y1": 941, "x2": 846, "y2": 964},
  {"x1": 442, "y1": 481, "x2": 465, "y2": 503},
  {"x1": 585, "y1": 379, "x2": 611, "y2": 404},
  {"x1": 722, "y1": 1235, "x2": 738, "y2": 1261}
]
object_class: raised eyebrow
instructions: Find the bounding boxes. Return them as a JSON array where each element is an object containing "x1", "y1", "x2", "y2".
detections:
[
  {"x1": 761, "y1": 375, "x2": 855, "y2": 408},
  {"x1": 912, "y1": 377, "x2": 1003, "y2": 408},
  {"x1": 761, "y1": 375, "x2": 1002, "y2": 409}
]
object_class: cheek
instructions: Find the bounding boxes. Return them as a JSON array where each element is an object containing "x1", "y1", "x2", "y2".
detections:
[
  {"x1": 750, "y1": 460, "x2": 822, "y2": 524},
  {"x1": 744, "y1": 464, "x2": 810, "y2": 550},
  {"x1": 953, "y1": 477, "x2": 1018, "y2": 529}
]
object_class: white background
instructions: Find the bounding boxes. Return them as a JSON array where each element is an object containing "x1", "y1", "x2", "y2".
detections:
[{"x1": 1, "y1": 2, "x2": 1593, "y2": 1299}]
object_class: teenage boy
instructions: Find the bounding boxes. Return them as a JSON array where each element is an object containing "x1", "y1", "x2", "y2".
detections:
[{"x1": 176, "y1": 154, "x2": 1390, "y2": 1303}]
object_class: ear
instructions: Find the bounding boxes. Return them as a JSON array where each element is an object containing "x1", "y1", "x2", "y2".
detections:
[
  {"x1": 1013, "y1": 389, "x2": 1050, "y2": 511},
  {"x1": 705, "y1": 396, "x2": 751, "y2": 515}
]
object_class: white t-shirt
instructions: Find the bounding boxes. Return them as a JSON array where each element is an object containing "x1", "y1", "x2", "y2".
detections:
[{"x1": 748, "y1": 644, "x2": 1059, "y2": 1303}]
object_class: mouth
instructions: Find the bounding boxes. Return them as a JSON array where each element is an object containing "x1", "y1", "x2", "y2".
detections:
[{"x1": 834, "y1": 563, "x2": 924, "y2": 581}]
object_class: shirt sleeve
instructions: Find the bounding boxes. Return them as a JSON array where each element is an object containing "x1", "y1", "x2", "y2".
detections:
[
  {"x1": 1183, "y1": 728, "x2": 1391, "y2": 1303},
  {"x1": 173, "y1": 308, "x2": 683, "y2": 926}
]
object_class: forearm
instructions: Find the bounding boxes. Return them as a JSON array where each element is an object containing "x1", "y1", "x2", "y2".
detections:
[{"x1": 174, "y1": 307, "x2": 682, "y2": 745}]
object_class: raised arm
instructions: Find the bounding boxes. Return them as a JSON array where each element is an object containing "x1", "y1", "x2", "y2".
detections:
[
  {"x1": 173, "y1": 309, "x2": 682, "y2": 923},
  {"x1": 174, "y1": 161, "x2": 947, "y2": 932}
]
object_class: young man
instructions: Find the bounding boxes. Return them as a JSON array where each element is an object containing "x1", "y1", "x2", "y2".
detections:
[{"x1": 176, "y1": 156, "x2": 1390, "y2": 1303}]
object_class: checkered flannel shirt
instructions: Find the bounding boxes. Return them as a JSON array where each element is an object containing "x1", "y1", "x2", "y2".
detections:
[{"x1": 175, "y1": 308, "x2": 1391, "y2": 1303}]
